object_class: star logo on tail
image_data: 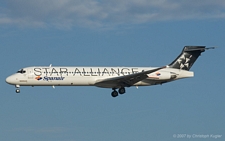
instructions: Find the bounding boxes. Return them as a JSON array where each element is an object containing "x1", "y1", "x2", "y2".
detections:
[{"x1": 177, "y1": 53, "x2": 192, "y2": 69}]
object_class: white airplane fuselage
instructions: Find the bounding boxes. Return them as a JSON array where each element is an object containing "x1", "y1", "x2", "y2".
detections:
[
  {"x1": 6, "y1": 46, "x2": 213, "y2": 97},
  {"x1": 6, "y1": 66, "x2": 193, "y2": 87}
]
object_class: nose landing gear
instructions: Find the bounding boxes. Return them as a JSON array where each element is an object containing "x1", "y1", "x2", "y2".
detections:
[
  {"x1": 16, "y1": 89, "x2": 20, "y2": 93},
  {"x1": 15, "y1": 85, "x2": 20, "y2": 93}
]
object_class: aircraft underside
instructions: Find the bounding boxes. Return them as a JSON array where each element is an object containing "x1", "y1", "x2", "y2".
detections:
[{"x1": 12, "y1": 79, "x2": 169, "y2": 97}]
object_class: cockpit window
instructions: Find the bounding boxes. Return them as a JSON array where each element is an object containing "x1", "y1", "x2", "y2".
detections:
[{"x1": 17, "y1": 69, "x2": 26, "y2": 74}]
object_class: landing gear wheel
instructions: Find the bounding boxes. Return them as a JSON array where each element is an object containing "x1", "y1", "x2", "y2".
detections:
[
  {"x1": 111, "y1": 90, "x2": 118, "y2": 97},
  {"x1": 16, "y1": 89, "x2": 20, "y2": 93},
  {"x1": 118, "y1": 87, "x2": 126, "y2": 94}
]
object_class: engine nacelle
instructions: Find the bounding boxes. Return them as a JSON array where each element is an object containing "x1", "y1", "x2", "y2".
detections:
[{"x1": 147, "y1": 71, "x2": 176, "y2": 80}]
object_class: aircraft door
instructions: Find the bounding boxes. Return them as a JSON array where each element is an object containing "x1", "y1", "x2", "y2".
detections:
[{"x1": 27, "y1": 68, "x2": 34, "y2": 79}]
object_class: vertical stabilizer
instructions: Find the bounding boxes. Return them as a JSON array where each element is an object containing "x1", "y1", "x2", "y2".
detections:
[{"x1": 169, "y1": 46, "x2": 214, "y2": 70}]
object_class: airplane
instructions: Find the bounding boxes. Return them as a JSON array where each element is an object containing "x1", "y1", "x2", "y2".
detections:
[{"x1": 6, "y1": 46, "x2": 214, "y2": 97}]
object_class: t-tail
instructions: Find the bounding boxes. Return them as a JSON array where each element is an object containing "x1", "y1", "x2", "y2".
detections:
[{"x1": 169, "y1": 46, "x2": 215, "y2": 70}]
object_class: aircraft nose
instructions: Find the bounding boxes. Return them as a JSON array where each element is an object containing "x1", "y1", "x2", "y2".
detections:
[{"x1": 6, "y1": 76, "x2": 15, "y2": 84}]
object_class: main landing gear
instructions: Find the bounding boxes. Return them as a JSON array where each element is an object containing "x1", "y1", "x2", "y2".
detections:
[
  {"x1": 111, "y1": 87, "x2": 126, "y2": 97},
  {"x1": 15, "y1": 85, "x2": 20, "y2": 93}
]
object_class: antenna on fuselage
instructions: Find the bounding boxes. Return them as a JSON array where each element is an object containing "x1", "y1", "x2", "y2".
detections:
[{"x1": 49, "y1": 64, "x2": 52, "y2": 67}]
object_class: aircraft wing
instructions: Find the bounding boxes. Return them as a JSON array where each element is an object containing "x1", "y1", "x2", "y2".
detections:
[{"x1": 95, "y1": 66, "x2": 166, "y2": 88}]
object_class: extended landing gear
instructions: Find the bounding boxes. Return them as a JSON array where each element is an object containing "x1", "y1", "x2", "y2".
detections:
[
  {"x1": 16, "y1": 89, "x2": 20, "y2": 93},
  {"x1": 111, "y1": 87, "x2": 126, "y2": 97},
  {"x1": 111, "y1": 90, "x2": 118, "y2": 97},
  {"x1": 15, "y1": 85, "x2": 20, "y2": 93},
  {"x1": 118, "y1": 87, "x2": 126, "y2": 94}
]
